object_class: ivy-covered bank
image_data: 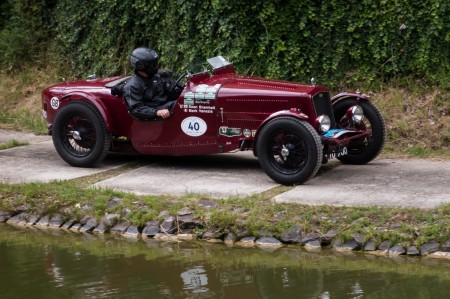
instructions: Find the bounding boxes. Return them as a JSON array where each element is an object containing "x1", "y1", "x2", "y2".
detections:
[
  {"x1": 1, "y1": 180, "x2": 450, "y2": 258},
  {"x1": 1, "y1": 0, "x2": 449, "y2": 88}
]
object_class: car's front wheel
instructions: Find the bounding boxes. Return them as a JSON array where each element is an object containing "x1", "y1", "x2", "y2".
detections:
[
  {"x1": 52, "y1": 101, "x2": 111, "y2": 167},
  {"x1": 333, "y1": 98, "x2": 385, "y2": 164},
  {"x1": 256, "y1": 117, "x2": 323, "y2": 185}
]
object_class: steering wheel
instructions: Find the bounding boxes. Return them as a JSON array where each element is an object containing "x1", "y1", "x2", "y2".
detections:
[{"x1": 173, "y1": 70, "x2": 189, "y2": 90}]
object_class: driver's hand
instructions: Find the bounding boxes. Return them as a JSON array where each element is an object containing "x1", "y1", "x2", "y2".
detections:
[
  {"x1": 158, "y1": 69, "x2": 173, "y2": 77},
  {"x1": 156, "y1": 109, "x2": 171, "y2": 119}
]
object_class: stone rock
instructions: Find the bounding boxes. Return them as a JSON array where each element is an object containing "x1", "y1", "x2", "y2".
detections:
[
  {"x1": 177, "y1": 234, "x2": 196, "y2": 241},
  {"x1": 351, "y1": 233, "x2": 366, "y2": 245},
  {"x1": 304, "y1": 240, "x2": 322, "y2": 250},
  {"x1": 407, "y1": 246, "x2": 420, "y2": 256},
  {"x1": 35, "y1": 215, "x2": 50, "y2": 227},
  {"x1": 390, "y1": 223, "x2": 401, "y2": 229},
  {"x1": 93, "y1": 222, "x2": 109, "y2": 234},
  {"x1": 79, "y1": 217, "x2": 97, "y2": 233},
  {"x1": 378, "y1": 240, "x2": 391, "y2": 251},
  {"x1": 334, "y1": 240, "x2": 359, "y2": 252},
  {"x1": 61, "y1": 219, "x2": 76, "y2": 230},
  {"x1": 224, "y1": 233, "x2": 237, "y2": 245},
  {"x1": 420, "y1": 241, "x2": 440, "y2": 255},
  {"x1": 323, "y1": 229, "x2": 338, "y2": 245},
  {"x1": 236, "y1": 229, "x2": 248, "y2": 239},
  {"x1": 389, "y1": 244, "x2": 406, "y2": 255},
  {"x1": 141, "y1": 220, "x2": 160, "y2": 238},
  {"x1": 201, "y1": 229, "x2": 222, "y2": 240},
  {"x1": 6, "y1": 212, "x2": 26, "y2": 225},
  {"x1": 197, "y1": 200, "x2": 217, "y2": 209},
  {"x1": 177, "y1": 207, "x2": 192, "y2": 216},
  {"x1": 110, "y1": 221, "x2": 130, "y2": 234},
  {"x1": 25, "y1": 214, "x2": 39, "y2": 225},
  {"x1": 256, "y1": 237, "x2": 283, "y2": 247},
  {"x1": 0, "y1": 211, "x2": 13, "y2": 223},
  {"x1": 441, "y1": 239, "x2": 450, "y2": 252},
  {"x1": 301, "y1": 232, "x2": 321, "y2": 245},
  {"x1": 235, "y1": 237, "x2": 256, "y2": 247},
  {"x1": 106, "y1": 198, "x2": 122, "y2": 210},
  {"x1": 93, "y1": 214, "x2": 119, "y2": 234},
  {"x1": 363, "y1": 240, "x2": 377, "y2": 251},
  {"x1": 428, "y1": 252, "x2": 450, "y2": 259},
  {"x1": 154, "y1": 233, "x2": 177, "y2": 241},
  {"x1": 49, "y1": 214, "x2": 64, "y2": 228},
  {"x1": 69, "y1": 223, "x2": 82, "y2": 232},
  {"x1": 160, "y1": 216, "x2": 176, "y2": 234},
  {"x1": 177, "y1": 214, "x2": 202, "y2": 230},
  {"x1": 123, "y1": 225, "x2": 140, "y2": 238}
]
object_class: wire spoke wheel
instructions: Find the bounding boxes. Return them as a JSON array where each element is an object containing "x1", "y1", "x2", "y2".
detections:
[
  {"x1": 52, "y1": 102, "x2": 111, "y2": 167},
  {"x1": 333, "y1": 99, "x2": 385, "y2": 164},
  {"x1": 61, "y1": 116, "x2": 97, "y2": 157},
  {"x1": 257, "y1": 117, "x2": 322, "y2": 185},
  {"x1": 270, "y1": 131, "x2": 309, "y2": 174}
]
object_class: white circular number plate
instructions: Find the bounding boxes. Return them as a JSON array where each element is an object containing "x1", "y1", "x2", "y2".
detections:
[
  {"x1": 181, "y1": 117, "x2": 207, "y2": 137},
  {"x1": 50, "y1": 97, "x2": 60, "y2": 109}
]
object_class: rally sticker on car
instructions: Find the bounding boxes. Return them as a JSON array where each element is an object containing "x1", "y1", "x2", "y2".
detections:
[
  {"x1": 183, "y1": 84, "x2": 221, "y2": 105},
  {"x1": 181, "y1": 117, "x2": 207, "y2": 137},
  {"x1": 50, "y1": 97, "x2": 60, "y2": 109}
]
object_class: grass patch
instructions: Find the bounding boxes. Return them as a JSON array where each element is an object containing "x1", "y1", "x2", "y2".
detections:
[
  {"x1": 1, "y1": 180, "x2": 449, "y2": 246},
  {"x1": 0, "y1": 139, "x2": 29, "y2": 150}
]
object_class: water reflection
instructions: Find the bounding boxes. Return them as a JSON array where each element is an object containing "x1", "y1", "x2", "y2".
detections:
[{"x1": 1, "y1": 224, "x2": 450, "y2": 298}]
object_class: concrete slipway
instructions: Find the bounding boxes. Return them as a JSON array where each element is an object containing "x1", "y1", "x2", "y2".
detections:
[{"x1": 1, "y1": 128, "x2": 449, "y2": 208}]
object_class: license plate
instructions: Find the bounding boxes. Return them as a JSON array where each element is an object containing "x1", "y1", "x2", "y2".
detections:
[{"x1": 325, "y1": 147, "x2": 348, "y2": 159}]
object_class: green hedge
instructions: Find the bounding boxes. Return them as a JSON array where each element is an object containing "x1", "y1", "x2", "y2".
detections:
[{"x1": 1, "y1": 0, "x2": 449, "y2": 87}]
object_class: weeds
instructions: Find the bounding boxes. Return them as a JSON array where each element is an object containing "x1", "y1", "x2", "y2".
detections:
[{"x1": 0, "y1": 139, "x2": 28, "y2": 150}]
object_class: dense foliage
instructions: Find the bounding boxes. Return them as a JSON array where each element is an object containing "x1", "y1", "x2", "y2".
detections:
[{"x1": 0, "y1": 0, "x2": 449, "y2": 87}]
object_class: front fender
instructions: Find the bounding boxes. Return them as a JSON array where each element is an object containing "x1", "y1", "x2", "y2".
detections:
[
  {"x1": 60, "y1": 91, "x2": 113, "y2": 132},
  {"x1": 252, "y1": 110, "x2": 309, "y2": 156},
  {"x1": 331, "y1": 92, "x2": 371, "y2": 106}
]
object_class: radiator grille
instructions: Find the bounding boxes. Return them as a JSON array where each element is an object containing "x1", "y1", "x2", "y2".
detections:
[{"x1": 313, "y1": 92, "x2": 336, "y2": 128}]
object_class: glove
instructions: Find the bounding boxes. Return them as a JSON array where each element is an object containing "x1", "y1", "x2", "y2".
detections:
[{"x1": 157, "y1": 69, "x2": 173, "y2": 77}]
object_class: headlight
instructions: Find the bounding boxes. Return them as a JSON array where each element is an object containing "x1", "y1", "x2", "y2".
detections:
[
  {"x1": 316, "y1": 115, "x2": 331, "y2": 133},
  {"x1": 348, "y1": 105, "x2": 363, "y2": 124}
]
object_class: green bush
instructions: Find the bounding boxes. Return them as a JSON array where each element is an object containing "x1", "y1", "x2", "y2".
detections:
[{"x1": 1, "y1": 0, "x2": 449, "y2": 87}]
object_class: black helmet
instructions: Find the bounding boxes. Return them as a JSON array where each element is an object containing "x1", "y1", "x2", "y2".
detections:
[{"x1": 130, "y1": 47, "x2": 159, "y2": 75}]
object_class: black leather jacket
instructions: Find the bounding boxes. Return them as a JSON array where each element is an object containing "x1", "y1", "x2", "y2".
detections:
[{"x1": 123, "y1": 71, "x2": 179, "y2": 120}]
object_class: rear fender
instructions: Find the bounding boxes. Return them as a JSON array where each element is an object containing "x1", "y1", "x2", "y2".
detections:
[
  {"x1": 331, "y1": 92, "x2": 371, "y2": 106},
  {"x1": 252, "y1": 110, "x2": 309, "y2": 156},
  {"x1": 60, "y1": 91, "x2": 112, "y2": 132}
]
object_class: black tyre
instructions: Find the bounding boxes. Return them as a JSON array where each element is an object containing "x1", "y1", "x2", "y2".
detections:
[
  {"x1": 256, "y1": 117, "x2": 323, "y2": 185},
  {"x1": 333, "y1": 99, "x2": 385, "y2": 164},
  {"x1": 52, "y1": 102, "x2": 111, "y2": 167}
]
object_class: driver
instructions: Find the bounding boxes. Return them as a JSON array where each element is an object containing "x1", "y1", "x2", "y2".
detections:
[{"x1": 124, "y1": 47, "x2": 182, "y2": 120}]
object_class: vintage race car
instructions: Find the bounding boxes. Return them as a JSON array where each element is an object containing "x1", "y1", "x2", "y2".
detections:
[{"x1": 41, "y1": 56, "x2": 385, "y2": 185}]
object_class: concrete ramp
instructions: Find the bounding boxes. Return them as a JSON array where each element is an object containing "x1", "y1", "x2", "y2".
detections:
[{"x1": 274, "y1": 159, "x2": 450, "y2": 209}]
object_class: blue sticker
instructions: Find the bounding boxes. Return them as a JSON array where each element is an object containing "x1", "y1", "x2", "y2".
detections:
[{"x1": 323, "y1": 129, "x2": 346, "y2": 138}]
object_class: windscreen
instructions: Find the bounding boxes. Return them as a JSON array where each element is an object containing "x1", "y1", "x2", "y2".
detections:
[{"x1": 206, "y1": 56, "x2": 232, "y2": 70}]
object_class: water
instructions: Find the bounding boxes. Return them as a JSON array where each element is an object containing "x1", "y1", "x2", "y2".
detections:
[{"x1": 1, "y1": 224, "x2": 450, "y2": 298}]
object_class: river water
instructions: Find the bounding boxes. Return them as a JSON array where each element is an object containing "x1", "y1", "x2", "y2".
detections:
[{"x1": 1, "y1": 224, "x2": 450, "y2": 298}]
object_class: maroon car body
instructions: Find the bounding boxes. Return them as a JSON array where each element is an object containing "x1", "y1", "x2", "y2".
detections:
[{"x1": 42, "y1": 56, "x2": 385, "y2": 185}]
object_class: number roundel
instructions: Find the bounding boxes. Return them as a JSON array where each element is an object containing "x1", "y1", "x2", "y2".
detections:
[{"x1": 181, "y1": 117, "x2": 207, "y2": 137}]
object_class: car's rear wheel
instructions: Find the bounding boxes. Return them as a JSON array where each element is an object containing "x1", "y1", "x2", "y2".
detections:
[
  {"x1": 256, "y1": 117, "x2": 322, "y2": 185},
  {"x1": 333, "y1": 99, "x2": 385, "y2": 164},
  {"x1": 52, "y1": 101, "x2": 111, "y2": 167}
]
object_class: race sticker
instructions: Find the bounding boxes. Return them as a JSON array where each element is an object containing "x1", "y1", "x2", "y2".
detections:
[
  {"x1": 219, "y1": 126, "x2": 241, "y2": 137},
  {"x1": 50, "y1": 97, "x2": 60, "y2": 109},
  {"x1": 181, "y1": 117, "x2": 207, "y2": 137}
]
